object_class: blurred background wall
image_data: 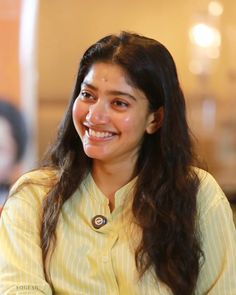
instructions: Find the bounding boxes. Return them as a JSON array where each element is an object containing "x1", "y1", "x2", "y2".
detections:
[
  {"x1": 0, "y1": 0, "x2": 236, "y2": 205},
  {"x1": 0, "y1": 0, "x2": 21, "y2": 103},
  {"x1": 0, "y1": 0, "x2": 38, "y2": 176}
]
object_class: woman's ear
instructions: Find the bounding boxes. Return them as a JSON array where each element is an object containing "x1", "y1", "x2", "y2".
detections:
[{"x1": 146, "y1": 106, "x2": 164, "y2": 134}]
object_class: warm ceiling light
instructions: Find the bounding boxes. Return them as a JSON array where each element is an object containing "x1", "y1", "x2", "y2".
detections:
[
  {"x1": 189, "y1": 23, "x2": 221, "y2": 47},
  {"x1": 208, "y1": 1, "x2": 224, "y2": 16}
]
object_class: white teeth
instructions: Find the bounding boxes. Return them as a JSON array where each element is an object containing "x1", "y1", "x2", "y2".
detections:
[{"x1": 88, "y1": 129, "x2": 113, "y2": 138}]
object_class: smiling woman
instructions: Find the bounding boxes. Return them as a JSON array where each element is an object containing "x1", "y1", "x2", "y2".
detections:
[{"x1": 0, "y1": 32, "x2": 236, "y2": 295}]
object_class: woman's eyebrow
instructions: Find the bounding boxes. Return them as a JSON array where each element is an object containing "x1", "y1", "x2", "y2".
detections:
[
  {"x1": 81, "y1": 82, "x2": 136, "y2": 101},
  {"x1": 107, "y1": 90, "x2": 136, "y2": 101},
  {"x1": 81, "y1": 82, "x2": 97, "y2": 90}
]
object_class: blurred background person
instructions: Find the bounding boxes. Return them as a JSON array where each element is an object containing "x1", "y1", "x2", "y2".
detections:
[{"x1": 0, "y1": 99, "x2": 28, "y2": 207}]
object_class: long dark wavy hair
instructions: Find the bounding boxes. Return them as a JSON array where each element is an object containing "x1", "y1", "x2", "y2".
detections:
[{"x1": 41, "y1": 32, "x2": 203, "y2": 295}]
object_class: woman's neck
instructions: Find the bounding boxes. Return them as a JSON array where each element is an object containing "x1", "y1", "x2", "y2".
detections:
[{"x1": 92, "y1": 160, "x2": 136, "y2": 211}]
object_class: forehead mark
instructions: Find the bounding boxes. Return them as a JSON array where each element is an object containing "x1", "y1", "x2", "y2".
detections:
[{"x1": 101, "y1": 76, "x2": 108, "y2": 82}]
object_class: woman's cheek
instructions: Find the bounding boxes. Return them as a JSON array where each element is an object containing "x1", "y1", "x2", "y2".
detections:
[{"x1": 121, "y1": 114, "x2": 137, "y2": 131}]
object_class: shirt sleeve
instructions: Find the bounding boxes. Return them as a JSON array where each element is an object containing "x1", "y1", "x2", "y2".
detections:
[
  {"x1": 0, "y1": 180, "x2": 52, "y2": 294},
  {"x1": 195, "y1": 189, "x2": 236, "y2": 294}
]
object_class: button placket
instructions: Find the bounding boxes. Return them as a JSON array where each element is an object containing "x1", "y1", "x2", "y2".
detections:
[{"x1": 100, "y1": 229, "x2": 119, "y2": 264}]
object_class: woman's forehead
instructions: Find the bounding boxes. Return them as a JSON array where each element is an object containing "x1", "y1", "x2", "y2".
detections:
[{"x1": 83, "y1": 62, "x2": 138, "y2": 90}]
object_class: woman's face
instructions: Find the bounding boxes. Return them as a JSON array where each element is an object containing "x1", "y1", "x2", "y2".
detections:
[
  {"x1": 0, "y1": 117, "x2": 17, "y2": 183},
  {"x1": 72, "y1": 62, "x2": 157, "y2": 165}
]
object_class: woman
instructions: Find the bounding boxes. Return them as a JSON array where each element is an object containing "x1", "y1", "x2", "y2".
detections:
[
  {"x1": 0, "y1": 99, "x2": 28, "y2": 208},
  {"x1": 0, "y1": 32, "x2": 235, "y2": 295}
]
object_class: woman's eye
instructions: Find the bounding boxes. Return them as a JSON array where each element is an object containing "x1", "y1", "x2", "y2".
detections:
[
  {"x1": 113, "y1": 100, "x2": 129, "y2": 108},
  {"x1": 78, "y1": 91, "x2": 96, "y2": 102}
]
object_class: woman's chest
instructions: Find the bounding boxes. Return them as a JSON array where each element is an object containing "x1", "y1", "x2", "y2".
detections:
[{"x1": 48, "y1": 196, "x2": 172, "y2": 295}]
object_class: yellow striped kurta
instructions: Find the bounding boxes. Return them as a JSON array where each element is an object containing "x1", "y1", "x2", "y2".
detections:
[{"x1": 0, "y1": 168, "x2": 236, "y2": 294}]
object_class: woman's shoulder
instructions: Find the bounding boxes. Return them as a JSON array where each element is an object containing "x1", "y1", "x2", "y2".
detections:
[
  {"x1": 194, "y1": 167, "x2": 229, "y2": 220},
  {"x1": 11, "y1": 168, "x2": 58, "y2": 190},
  {"x1": 8, "y1": 168, "x2": 59, "y2": 206}
]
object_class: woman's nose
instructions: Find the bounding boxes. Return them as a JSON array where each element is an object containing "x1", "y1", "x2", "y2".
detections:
[{"x1": 85, "y1": 100, "x2": 109, "y2": 125}]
